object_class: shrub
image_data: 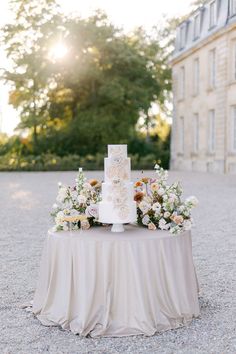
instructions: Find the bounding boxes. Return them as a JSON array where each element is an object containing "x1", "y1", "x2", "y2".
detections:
[{"x1": 0, "y1": 151, "x2": 169, "y2": 171}]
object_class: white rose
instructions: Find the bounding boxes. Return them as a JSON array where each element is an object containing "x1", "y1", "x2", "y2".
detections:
[
  {"x1": 164, "y1": 211, "x2": 171, "y2": 218},
  {"x1": 158, "y1": 188, "x2": 165, "y2": 196},
  {"x1": 186, "y1": 196, "x2": 199, "y2": 207},
  {"x1": 85, "y1": 204, "x2": 99, "y2": 219},
  {"x1": 139, "y1": 201, "x2": 151, "y2": 214},
  {"x1": 158, "y1": 218, "x2": 170, "y2": 230},
  {"x1": 83, "y1": 182, "x2": 92, "y2": 191},
  {"x1": 77, "y1": 195, "x2": 87, "y2": 204},
  {"x1": 183, "y1": 210, "x2": 190, "y2": 217},
  {"x1": 70, "y1": 190, "x2": 78, "y2": 200},
  {"x1": 56, "y1": 187, "x2": 68, "y2": 203},
  {"x1": 70, "y1": 209, "x2": 79, "y2": 216},
  {"x1": 64, "y1": 200, "x2": 73, "y2": 210},
  {"x1": 183, "y1": 219, "x2": 192, "y2": 230},
  {"x1": 142, "y1": 215, "x2": 150, "y2": 225},
  {"x1": 154, "y1": 209, "x2": 161, "y2": 217},
  {"x1": 168, "y1": 193, "x2": 177, "y2": 203},
  {"x1": 56, "y1": 211, "x2": 64, "y2": 219},
  {"x1": 152, "y1": 202, "x2": 161, "y2": 212}
]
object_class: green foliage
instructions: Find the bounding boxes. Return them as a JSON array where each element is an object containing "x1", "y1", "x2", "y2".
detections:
[
  {"x1": 0, "y1": 0, "x2": 172, "y2": 169},
  {"x1": 0, "y1": 149, "x2": 169, "y2": 172}
]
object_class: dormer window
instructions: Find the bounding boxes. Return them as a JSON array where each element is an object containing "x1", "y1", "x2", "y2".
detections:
[
  {"x1": 209, "y1": 0, "x2": 217, "y2": 28},
  {"x1": 180, "y1": 24, "x2": 186, "y2": 49},
  {"x1": 193, "y1": 13, "x2": 201, "y2": 39},
  {"x1": 230, "y1": 0, "x2": 236, "y2": 16}
]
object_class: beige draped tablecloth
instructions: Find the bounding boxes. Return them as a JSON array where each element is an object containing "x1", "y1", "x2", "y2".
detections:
[{"x1": 33, "y1": 224, "x2": 200, "y2": 337}]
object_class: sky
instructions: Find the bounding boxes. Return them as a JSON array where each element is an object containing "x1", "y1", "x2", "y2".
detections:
[{"x1": 0, "y1": 0, "x2": 192, "y2": 135}]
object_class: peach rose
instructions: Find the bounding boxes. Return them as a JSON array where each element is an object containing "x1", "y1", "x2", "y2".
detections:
[
  {"x1": 151, "y1": 183, "x2": 159, "y2": 192},
  {"x1": 172, "y1": 215, "x2": 184, "y2": 225},
  {"x1": 148, "y1": 222, "x2": 157, "y2": 230}
]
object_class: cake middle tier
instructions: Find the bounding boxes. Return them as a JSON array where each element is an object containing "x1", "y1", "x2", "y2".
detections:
[
  {"x1": 101, "y1": 181, "x2": 134, "y2": 202},
  {"x1": 104, "y1": 157, "x2": 131, "y2": 182},
  {"x1": 99, "y1": 181, "x2": 137, "y2": 224}
]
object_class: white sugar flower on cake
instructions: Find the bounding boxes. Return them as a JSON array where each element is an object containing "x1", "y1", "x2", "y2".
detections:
[{"x1": 98, "y1": 145, "x2": 137, "y2": 230}]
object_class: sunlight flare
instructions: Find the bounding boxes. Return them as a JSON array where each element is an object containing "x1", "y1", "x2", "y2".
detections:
[{"x1": 49, "y1": 43, "x2": 68, "y2": 60}]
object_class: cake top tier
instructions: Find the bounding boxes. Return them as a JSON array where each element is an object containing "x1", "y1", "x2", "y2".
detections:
[{"x1": 108, "y1": 145, "x2": 127, "y2": 158}]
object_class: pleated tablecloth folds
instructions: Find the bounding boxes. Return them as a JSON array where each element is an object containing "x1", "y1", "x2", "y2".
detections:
[{"x1": 33, "y1": 224, "x2": 200, "y2": 337}]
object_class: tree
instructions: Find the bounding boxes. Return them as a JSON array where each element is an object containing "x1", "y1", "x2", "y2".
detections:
[
  {"x1": 1, "y1": 4, "x2": 172, "y2": 157},
  {"x1": 39, "y1": 12, "x2": 171, "y2": 155},
  {"x1": 0, "y1": 0, "x2": 60, "y2": 152}
]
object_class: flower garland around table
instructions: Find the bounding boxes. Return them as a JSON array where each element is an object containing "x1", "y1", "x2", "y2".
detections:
[
  {"x1": 134, "y1": 164, "x2": 198, "y2": 234},
  {"x1": 51, "y1": 168, "x2": 102, "y2": 231}
]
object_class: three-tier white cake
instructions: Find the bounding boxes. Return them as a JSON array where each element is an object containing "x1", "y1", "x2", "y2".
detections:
[{"x1": 98, "y1": 144, "x2": 137, "y2": 232}]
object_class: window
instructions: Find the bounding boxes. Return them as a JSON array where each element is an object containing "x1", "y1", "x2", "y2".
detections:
[
  {"x1": 193, "y1": 113, "x2": 199, "y2": 153},
  {"x1": 180, "y1": 24, "x2": 186, "y2": 49},
  {"x1": 230, "y1": 0, "x2": 236, "y2": 16},
  {"x1": 193, "y1": 14, "x2": 200, "y2": 39},
  {"x1": 179, "y1": 66, "x2": 185, "y2": 99},
  {"x1": 179, "y1": 116, "x2": 185, "y2": 153},
  {"x1": 231, "y1": 106, "x2": 236, "y2": 152},
  {"x1": 209, "y1": 49, "x2": 216, "y2": 88},
  {"x1": 208, "y1": 110, "x2": 215, "y2": 153},
  {"x1": 209, "y1": 1, "x2": 217, "y2": 28},
  {"x1": 193, "y1": 58, "x2": 200, "y2": 95}
]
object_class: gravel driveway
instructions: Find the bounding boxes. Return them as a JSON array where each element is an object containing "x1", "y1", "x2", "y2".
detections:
[{"x1": 1, "y1": 170, "x2": 236, "y2": 354}]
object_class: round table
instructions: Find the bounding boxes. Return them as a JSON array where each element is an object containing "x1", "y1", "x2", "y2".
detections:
[{"x1": 33, "y1": 224, "x2": 200, "y2": 337}]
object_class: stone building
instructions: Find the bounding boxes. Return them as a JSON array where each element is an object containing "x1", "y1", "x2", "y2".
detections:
[{"x1": 171, "y1": 0, "x2": 236, "y2": 173}]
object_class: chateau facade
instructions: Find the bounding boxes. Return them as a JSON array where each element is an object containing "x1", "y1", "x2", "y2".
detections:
[{"x1": 171, "y1": 0, "x2": 236, "y2": 173}]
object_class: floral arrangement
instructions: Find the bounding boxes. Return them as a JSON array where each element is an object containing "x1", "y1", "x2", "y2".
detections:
[
  {"x1": 51, "y1": 168, "x2": 101, "y2": 231},
  {"x1": 134, "y1": 164, "x2": 198, "y2": 234}
]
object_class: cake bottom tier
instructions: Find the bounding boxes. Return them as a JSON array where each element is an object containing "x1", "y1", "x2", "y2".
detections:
[{"x1": 99, "y1": 201, "x2": 137, "y2": 224}]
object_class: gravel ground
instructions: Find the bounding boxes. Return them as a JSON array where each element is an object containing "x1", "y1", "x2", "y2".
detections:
[{"x1": 0, "y1": 170, "x2": 236, "y2": 354}]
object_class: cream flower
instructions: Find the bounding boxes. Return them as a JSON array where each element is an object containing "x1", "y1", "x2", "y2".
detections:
[
  {"x1": 183, "y1": 219, "x2": 192, "y2": 230},
  {"x1": 152, "y1": 202, "x2": 161, "y2": 212},
  {"x1": 158, "y1": 187, "x2": 165, "y2": 196},
  {"x1": 56, "y1": 187, "x2": 68, "y2": 203},
  {"x1": 159, "y1": 218, "x2": 170, "y2": 230},
  {"x1": 85, "y1": 204, "x2": 99, "y2": 219},
  {"x1": 81, "y1": 219, "x2": 90, "y2": 230},
  {"x1": 164, "y1": 211, "x2": 171, "y2": 218},
  {"x1": 83, "y1": 182, "x2": 92, "y2": 191},
  {"x1": 139, "y1": 201, "x2": 151, "y2": 214},
  {"x1": 142, "y1": 215, "x2": 150, "y2": 225},
  {"x1": 186, "y1": 196, "x2": 199, "y2": 207},
  {"x1": 77, "y1": 195, "x2": 87, "y2": 204}
]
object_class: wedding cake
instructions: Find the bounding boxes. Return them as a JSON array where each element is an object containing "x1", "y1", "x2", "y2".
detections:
[{"x1": 98, "y1": 145, "x2": 137, "y2": 232}]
